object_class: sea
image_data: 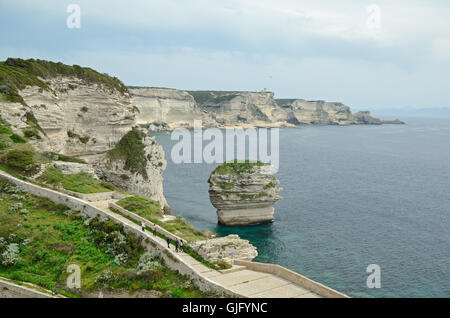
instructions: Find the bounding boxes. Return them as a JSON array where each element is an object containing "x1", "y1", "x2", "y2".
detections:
[{"x1": 152, "y1": 117, "x2": 450, "y2": 297}]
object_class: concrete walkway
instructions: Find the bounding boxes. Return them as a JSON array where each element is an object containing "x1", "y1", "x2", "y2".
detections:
[{"x1": 91, "y1": 199, "x2": 322, "y2": 298}]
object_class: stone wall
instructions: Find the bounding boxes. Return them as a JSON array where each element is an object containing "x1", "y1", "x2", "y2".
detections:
[
  {"x1": 234, "y1": 260, "x2": 348, "y2": 298},
  {"x1": 0, "y1": 278, "x2": 56, "y2": 298},
  {"x1": 109, "y1": 202, "x2": 183, "y2": 243},
  {"x1": 59, "y1": 189, "x2": 128, "y2": 202}
]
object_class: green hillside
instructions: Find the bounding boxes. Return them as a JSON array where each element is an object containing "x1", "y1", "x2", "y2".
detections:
[{"x1": 0, "y1": 58, "x2": 128, "y2": 105}]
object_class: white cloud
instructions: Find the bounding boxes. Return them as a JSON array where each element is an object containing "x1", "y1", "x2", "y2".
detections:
[
  {"x1": 10, "y1": 0, "x2": 450, "y2": 48},
  {"x1": 3, "y1": 0, "x2": 450, "y2": 108},
  {"x1": 433, "y1": 38, "x2": 450, "y2": 61},
  {"x1": 62, "y1": 46, "x2": 450, "y2": 109}
]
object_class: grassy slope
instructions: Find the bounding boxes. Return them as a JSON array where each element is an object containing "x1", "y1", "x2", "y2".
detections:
[
  {"x1": 0, "y1": 118, "x2": 50, "y2": 177},
  {"x1": 37, "y1": 167, "x2": 114, "y2": 194},
  {"x1": 0, "y1": 117, "x2": 103, "y2": 194},
  {"x1": 115, "y1": 196, "x2": 205, "y2": 243},
  {"x1": 0, "y1": 58, "x2": 128, "y2": 105},
  {"x1": 188, "y1": 90, "x2": 246, "y2": 104},
  {"x1": 0, "y1": 178, "x2": 212, "y2": 298}
]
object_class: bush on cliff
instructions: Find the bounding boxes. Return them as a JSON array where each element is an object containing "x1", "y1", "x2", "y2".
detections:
[
  {"x1": 42, "y1": 152, "x2": 87, "y2": 164},
  {"x1": 1, "y1": 149, "x2": 40, "y2": 176},
  {"x1": 108, "y1": 127, "x2": 149, "y2": 180},
  {"x1": 9, "y1": 133, "x2": 27, "y2": 143}
]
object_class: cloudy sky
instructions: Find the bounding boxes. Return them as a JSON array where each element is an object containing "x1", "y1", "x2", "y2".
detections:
[{"x1": 1, "y1": 0, "x2": 450, "y2": 110}]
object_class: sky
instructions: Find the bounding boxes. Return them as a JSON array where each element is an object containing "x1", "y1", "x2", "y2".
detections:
[{"x1": 1, "y1": 0, "x2": 450, "y2": 110}]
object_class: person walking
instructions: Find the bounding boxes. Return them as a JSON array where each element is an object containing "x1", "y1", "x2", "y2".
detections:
[
  {"x1": 167, "y1": 238, "x2": 171, "y2": 249},
  {"x1": 153, "y1": 224, "x2": 157, "y2": 236},
  {"x1": 141, "y1": 222, "x2": 145, "y2": 232},
  {"x1": 180, "y1": 240, "x2": 184, "y2": 253},
  {"x1": 175, "y1": 239, "x2": 179, "y2": 253}
]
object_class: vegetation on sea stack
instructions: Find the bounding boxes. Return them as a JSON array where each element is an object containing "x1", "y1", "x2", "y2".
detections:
[{"x1": 212, "y1": 160, "x2": 269, "y2": 175}]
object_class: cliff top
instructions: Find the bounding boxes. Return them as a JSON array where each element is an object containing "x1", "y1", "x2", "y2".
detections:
[
  {"x1": 188, "y1": 90, "x2": 273, "y2": 105},
  {"x1": 0, "y1": 58, "x2": 128, "y2": 105},
  {"x1": 211, "y1": 160, "x2": 269, "y2": 175}
]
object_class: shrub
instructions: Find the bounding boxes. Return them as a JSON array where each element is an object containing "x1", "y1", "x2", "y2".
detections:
[
  {"x1": 79, "y1": 136, "x2": 89, "y2": 144},
  {"x1": 25, "y1": 111, "x2": 45, "y2": 135},
  {"x1": 9, "y1": 133, "x2": 27, "y2": 143},
  {"x1": 120, "y1": 174, "x2": 130, "y2": 180},
  {"x1": 1, "y1": 243, "x2": 20, "y2": 267},
  {"x1": 108, "y1": 127, "x2": 148, "y2": 179},
  {"x1": 248, "y1": 103, "x2": 269, "y2": 121},
  {"x1": 23, "y1": 127, "x2": 41, "y2": 139},
  {"x1": 100, "y1": 181, "x2": 115, "y2": 191},
  {"x1": 3, "y1": 149, "x2": 40, "y2": 175},
  {"x1": 114, "y1": 253, "x2": 128, "y2": 266},
  {"x1": 218, "y1": 182, "x2": 234, "y2": 190},
  {"x1": 136, "y1": 252, "x2": 162, "y2": 274},
  {"x1": 0, "y1": 123, "x2": 12, "y2": 135},
  {"x1": 8, "y1": 202, "x2": 23, "y2": 213},
  {"x1": 94, "y1": 270, "x2": 117, "y2": 287},
  {"x1": 67, "y1": 130, "x2": 78, "y2": 139},
  {"x1": 42, "y1": 152, "x2": 87, "y2": 164}
]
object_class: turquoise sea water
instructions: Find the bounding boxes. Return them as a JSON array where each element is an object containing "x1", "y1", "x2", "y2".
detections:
[{"x1": 153, "y1": 117, "x2": 450, "y2": 297}]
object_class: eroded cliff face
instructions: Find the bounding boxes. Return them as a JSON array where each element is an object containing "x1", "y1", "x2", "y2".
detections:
[
  {"x1": 1, "y1": 77, "x2": 137, "y2": 161},
  {"x1": 208, "y1": 162, "x2": 282, "y2": 226},
  {"x1": 0, "y1": 71, "x2": 168, "y2": 208},
  {"x1": 94, "y1": 131, "x2": 168, "y2": 209},
  {"x1": 130, "y1": 88, "x2": 397, "y2": 130},
  {"x1": 130, "y1": 87, "x2": 206, "y2": 130},
  {"x1": 277, "y1": 99, "x2": 355, "y2": 125},
  {"x1": 196, "y1": 91, "x2": 301, "y2": 128}
]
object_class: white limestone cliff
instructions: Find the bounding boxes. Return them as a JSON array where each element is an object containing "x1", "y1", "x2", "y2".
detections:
[
  {"x1": 208, "y1": 162, "x2": 282, "y2": 226},
  {"x1": 0, "y1": 76, "x2": 168, "y2": 209}
]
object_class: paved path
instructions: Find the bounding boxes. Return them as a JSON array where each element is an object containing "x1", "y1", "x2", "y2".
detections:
[{"x1": 92, "y1": 199, "x2": 321, "y2": 298}]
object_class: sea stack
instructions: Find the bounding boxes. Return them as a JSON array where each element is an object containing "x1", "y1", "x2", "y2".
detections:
[{"x1": 208, "y1": 160, "x2": 282, "y2": 226}]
